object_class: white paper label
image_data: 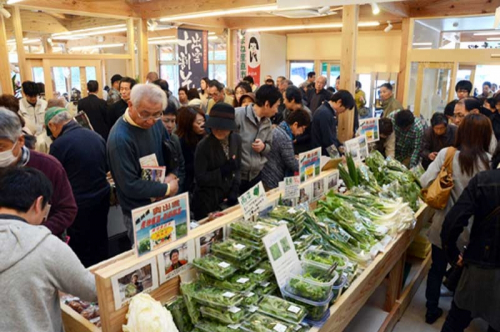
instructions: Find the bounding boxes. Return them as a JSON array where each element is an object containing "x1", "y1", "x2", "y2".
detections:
[
  {"x1": 300, "y1": 235, "x2": 308, "y2": 240},
  {"x1": 245, "y1": 292, "x2": 255, "y2": 298},
  {"x1": 293, "y1": 241, "x2": 302, "y2": 246},
  {"x1": 248, "y1": 305, "x2": 258, "y2": 313},
  {"x1": 309, "y1": 245, "x2": 318, "y2": 250},
  {"x1": 260, "y1": 281, "x2": 270, "y2": 287},
  {"x1": 237, "y1": 278, "x2": 250, "y2": 284},
  {"x1": 288, "y1": 305, "x2": 301, "y2": 314},
  {"x1": 233, "y1": 243, "x2": 246, "y2": 250},
  {"x1": 228, "y1": 306, "x2": 241, "y2": 313},
  {"x1": 279, "y1": 220, "x2": 288, "y2": 224},
  {"x1": 318, "y1": 222, "x2": 326, "y2": 227},
  {"x1": 223, "y1": 291, "x2": 235, "y2": 298},
  {"x1": 218, "y1": 262, "x2": 231, "y2": 268},
  {"x1": 254, "y1": 268, "x2": 265, "y2": 274},
  {"x1": 254, "y1": 224, "x2": 265, "y2": 230},
  {"x1": 274, "y1": 323, "x2": 287, "y2": 332},
  {"x1": 287, "y1": 208, "x2": 297, "y2": 214},
  {"x1": 228, "y1": 324, "x2": 241, "y2": 330}
]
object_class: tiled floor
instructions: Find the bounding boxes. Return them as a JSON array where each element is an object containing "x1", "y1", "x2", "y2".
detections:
[{"x1": 343, "y1": 278, "x2": 489, "y2": 332}]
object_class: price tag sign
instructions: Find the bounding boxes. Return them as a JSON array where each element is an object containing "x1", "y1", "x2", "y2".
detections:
[
  {"x1": 238, "y1": 182, "x2": 269, "y2": 220},
  {"x1": 283, "y1": 176, "x2": 300, "y2": 200}
]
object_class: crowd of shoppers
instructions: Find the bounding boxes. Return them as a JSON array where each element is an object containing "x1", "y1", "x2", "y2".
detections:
[{"x1": 3, "y1": 71, "x2": 500, "y2": 332}]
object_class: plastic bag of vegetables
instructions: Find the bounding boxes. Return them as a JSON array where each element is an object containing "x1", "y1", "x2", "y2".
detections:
[{"x1": 123, "y1": 293, "x2": 179, "y2": 332}]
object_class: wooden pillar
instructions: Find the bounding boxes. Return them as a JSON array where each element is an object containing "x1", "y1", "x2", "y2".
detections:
[
  {"x1": 42, "y1": 36, "x2": 53, "y2": 54},
  {"x1": 384, "y1": 254, "x2": 406, "y2": 311},
  {"x1": 79, "y1": 67, "x2": 87, "y2": 98},
  {"x1": 137, "y1": 18, "x2": 149, "y2": 83},
  {"x1": 126, "y1": 18, "x2": 136, "y2": 79},
  {"x1": 396, "y1": 18, "x2": 410, "y2": 105},
  {"x1": 12, "y1": 6, "x2": 27, "y2": 83},
  {"x1": 226, "y1": 29, "x2": 233, "y2": 88},
  {"x1": 337, "y1": 5, "x2": 359, "y2": 143},
  {"x1": 0, "y1": 14, "x2": 13, "y2": 94}
]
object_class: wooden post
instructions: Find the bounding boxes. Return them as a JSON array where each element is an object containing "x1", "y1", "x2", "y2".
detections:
[
  {"x1": 42, "y1": 36, "x2": 53, "y2": 54},
  {"x1": 12, "y1": 6, "x2": 28, "y2": 83},
  {"x1": 337, "y1": 5, "x2": 359, "y2": 143},
  {"x1": 137, "y1": 18, "x2": 149, "y2": 83},
  {"x1": 0, "y1": 14, "x2": 14, "y2": 94},
  {"x1": 79, "y1": 66, "x2": 87, "y2": 98},
  {"x1": 226, "y1": 29, "x2": 233, "y2": 88},
  {"x1": 384, "y1": 254, "x2": 406, "y2": 311},
  {"x1": 126, "y1": 18, "x2": 136, "y2": 79},
  {"x1": 397, "y1": 18, "x2": 410, "y2": 105}
]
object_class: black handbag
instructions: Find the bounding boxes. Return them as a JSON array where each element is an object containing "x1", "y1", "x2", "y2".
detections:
[{"x1": 162, "y1": 138, "x2": 180, "y2": 175}]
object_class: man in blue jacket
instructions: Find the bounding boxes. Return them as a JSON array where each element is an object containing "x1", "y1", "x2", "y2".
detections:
[
  {"x1": 311, "y1": 90, "x2": 355, "y2": 156},
  {"x1": 46, "y1": 107, "x2": 110, "y2": 267}
]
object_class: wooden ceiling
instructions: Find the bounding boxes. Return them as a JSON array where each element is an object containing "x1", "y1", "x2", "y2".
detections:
[{"x1": 4, "y1": 0, "x2": 500, "y2": 36}]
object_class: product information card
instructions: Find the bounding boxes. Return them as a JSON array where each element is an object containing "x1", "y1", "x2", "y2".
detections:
[
  {"x1": 238, "y1": 182, "x2": 269, "y2": 220},
  {"x1": 262, "y1": 225, "x2": 301, "y2": 294}
]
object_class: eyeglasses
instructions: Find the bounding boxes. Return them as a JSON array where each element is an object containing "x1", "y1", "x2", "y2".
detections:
[
  {"x1": 137, "y1": 111, "x2": 163, "y2": 121},
  {"x1": 453, "y1": 113, "x2": 465, "y2": 119}
]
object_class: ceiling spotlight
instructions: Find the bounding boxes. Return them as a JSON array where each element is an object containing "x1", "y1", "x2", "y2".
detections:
[
  {"x1": 318, "y1": 6, "x2": 331, "y2": 15},
  {"x1": 384, "y1": 21, "x2": 393, "y2": 33},
  {"x1": 0, "y1": 6, "x2": 11, "y2": 19},
  {"x1": 371, "y1": 2, "x2": 380, "y2": 15},
  {"x1": 148, "y1": 20, "x2": 158, "y2": 31}
]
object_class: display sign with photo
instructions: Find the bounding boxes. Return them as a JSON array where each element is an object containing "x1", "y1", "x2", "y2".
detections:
[
  {"x1": 298, "y1": 183, "x2": 312, "y2": 205},
  {"x1": 157, "y1": 241, "x2": 195, "y2": 284},
  {"x1": 344, "y1": 134, "x2": 369, "y2": 163},
  {"x1": 324, "y1": 171, "x2": 339, "y2": 192},
  {"x1": 141, "y1": 166, "x2": 166, "y2": 183},
  {"x1": 299, "y1": 148, "x2": 322, "y2": 183},
  {"x1": 111, "y1": 257, "x2": 159, "y2": 310},
  {"x1": 195, "y1": 226, "x2": 226, "y2": 257},
  {"x1": 359, "y1": 117, "x2": 380, "y2": 143},
  {"x1": 132, "y1": 193, "x2": 190, "y2": 257},
  {"x1": 312, "y1": 178, "x2": 325, "y2": 202},
  {"x1": 238, "y1": 182, "x2": 269, "y2": 220}
]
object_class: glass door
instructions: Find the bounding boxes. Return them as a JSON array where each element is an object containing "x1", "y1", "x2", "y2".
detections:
[
  {"x1": 320, "y1": 62, "x2": 340, "y2": 87},
  {"x1": 289, "y1": 61, "x2": 314, "y2": 86},
  {"x1": 412, "y1": 62, "x2": 454, "y2": 120}
]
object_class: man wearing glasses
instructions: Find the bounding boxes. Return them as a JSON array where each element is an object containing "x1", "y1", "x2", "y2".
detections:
[{"x1": 107, "y1": 84, "x2": 179, "y2": 244}]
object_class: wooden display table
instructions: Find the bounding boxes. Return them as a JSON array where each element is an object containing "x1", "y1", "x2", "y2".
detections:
[{"x1": 61, "y1": 169, "x2": 433, "y2": 332}]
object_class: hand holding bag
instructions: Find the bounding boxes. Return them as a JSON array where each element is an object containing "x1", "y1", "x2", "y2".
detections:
[{"x1": 421, "y1": 147, "x2": 456, "y2": 210}]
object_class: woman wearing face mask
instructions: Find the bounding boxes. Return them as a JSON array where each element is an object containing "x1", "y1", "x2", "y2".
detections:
[
  {"x1": 191, "y1": 103, "x2": 242, "y2": 220},
  {"x1": 261, "y1": 109, "x2": 311, "y2": 190},
  {"x1": 176, "y1": 107, "x2": 206, "y2": 194}
]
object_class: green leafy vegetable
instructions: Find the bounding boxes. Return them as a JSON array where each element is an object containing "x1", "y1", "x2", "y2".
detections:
[
  {"x1": 200, "y1": 306, "x2": 246, "y2": 324},
  {"x1": 230, "y1": 220, "x2": 277, "y2": 241},
  {"x1": 249, "y1": 261, "x2": 274, "y2": 283},
  {"x1": 241, "y1": 313, "x2": 297, "y2": 332},
  {"x1": 193, "y1": 255, "x2": 238, "y2": 280},
  {"x1": 200, "y1": 272, "x2": 257, "y2": 292},
  {"x1": 166, "y1": 296, "x2": 194, "y2": 332},
  {"x1": 212, "y1": 239, "x2": 255, "y2": 260},
  {"x1": 183, "y1": 282, "x2": 243, "y2": 308},
  {"x1": 258, "y1": 295, "x2": 307, "y2": 324},
  {"x1": 196, "y1": 320, "x2": 239, "y2": 332}
]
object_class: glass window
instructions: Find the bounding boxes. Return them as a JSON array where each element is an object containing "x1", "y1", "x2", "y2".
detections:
[
  {"x1": 290, "y1": 61, "x2": 314, "y2": 86},
  {"x1": 209, "y1": 64, "x2": 227, "y2": 86},
  {"x1": 70, "y1": 67, "x2": 81, "y2": 91},
  {"x1": 358, "y1": 74, "x2": 371, "y2": 108},
  {"x1": 160, "y1": 64, "x2": 179, "y2": 96},
  {"x1": 52, "y1": 67, "x2": 69, "y2": 95},
  {"x1": 32, "y1": 67, "x2": 44, "y2": 83},
  {"x1": 159, "y1": 45, "x2": 176, "y2": 61},
  {"x1": 86, "y1": 67, "x2": 97, "y2": 81}
]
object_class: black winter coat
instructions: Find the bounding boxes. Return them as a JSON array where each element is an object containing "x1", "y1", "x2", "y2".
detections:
[
  {"x1": 192, "y1": 133, "x2": 242, "y2": 220},
  {"x1": 441, "y1": 169, "x2": 500, "y2": 268}
]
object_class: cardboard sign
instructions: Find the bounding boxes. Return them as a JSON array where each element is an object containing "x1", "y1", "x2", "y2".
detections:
[
  {"x1": 299, "y1": 147, "x2": 322, "y2": 183},
  {"x1": 238, "y1": 182, "x2": 269, "y2": 220},
  {"x1": 359, "y1": 117, "x2": 380, "y2": 143},
  {"x1": 262, "y1": 225, "x2": 301, "y2": 293},
  {"x1": 132, "y1": 193, "x2": 190, "y2": 257}
]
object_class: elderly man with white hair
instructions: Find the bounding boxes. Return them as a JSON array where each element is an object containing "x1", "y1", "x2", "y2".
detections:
[
  {"x1": 45, "y1": 107, "x2": 110, "y2": 267},
  {"x1": 306, "y1": 75, "x2": 333, "y2": 114},
  {"x1": 0, "y1": 107, "x2": 77, "y2": 239},
  {"x1": 107, "y1": 84, "x2": 179, "y2": 244}
]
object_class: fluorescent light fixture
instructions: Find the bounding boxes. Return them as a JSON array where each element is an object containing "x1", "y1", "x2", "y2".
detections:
[
  {"x1": 70, "y1": 43, "x2": 124, "y2": 50},
  {"x1": 148, "y1": 36, "x2": 175, "y2": 41},
  {"x1": 414, "y1": 47, "x2": 431, "y2": 50},
  {"x1": 474, "y1": 31, "x2": 500, "y2": 36},
  {"x1": 52, "y1": 24, "x2": 126, "y2": 39},
  {"x1": 208, "y1": 32, "x2": 216, "y2": 35},
  {"x1": 412, "y1": 42, "x2": 432, "y2": 46},
  {"x1": 487, "y1": 37, "x2": 500, "y2": 41},
  {"x1": 208, "y1": 36, "x2": 218, "y2": 40},
  {"x1": 52, "y1": 27, "x2": 127, "y2": 40},
  {"x1": 7, "y1": 38, "x2": 40, "y2": 44},
  {"x1": 6, "y1": 0, "x2": 24, "y2": 4},
  {"x1": 246, "y1": 21, "x2": 379, "y2": 32},
  {"x1": 159, "y1": 4, "x2": 278, "y2": 21},
  {"x1": 148, "y1": 39, "x2": 179, "y2": 45},
  {"x1": 371, "y1": 3, "x2": 380, "y2": 15}
]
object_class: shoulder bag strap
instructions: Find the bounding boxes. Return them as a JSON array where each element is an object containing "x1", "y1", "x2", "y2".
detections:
[{"x1": 443, "y1": 147, "x2": 457, "y2": 175}]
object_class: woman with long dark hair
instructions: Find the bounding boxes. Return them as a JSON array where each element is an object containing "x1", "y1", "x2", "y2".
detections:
[
  {"x1": 199, "y1": 77, "x2": 210, "y2": 108},
  {"x1": 176, "y1": 107, "x2": 206, "y2": 193},
  {"x1": 420, "y1": 113, "x2": 492, "y2": 324},
  {"x1": 440, "y1": 142, "x2": 500, "y2": 332},
  {"x1": 233, "y1": 81, "x2": 252, "y2": 107}
]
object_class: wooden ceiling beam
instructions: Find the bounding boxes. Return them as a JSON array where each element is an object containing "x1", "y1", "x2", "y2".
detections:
[
  {"x1": 63, "y1": 17, "x2": 127, "y2": 31},
  {"x1": 7, "y1": 0, "x2": 135, "y2": 19},
  {"x1": 133, "y1": 0, "x2": 275, "y2": 19},
  {"x1": 172, "y1": 17, "x2": 228, "y2": 29},
  {"x1": 410, "y1": 0, "x2": 500, "y2": 17},
  {"x1": 379, "y1": 2, "x2": 410, "y2": 18},
  {"x1": 4, "y1": 10, "x2": 68, "y2": 35}
]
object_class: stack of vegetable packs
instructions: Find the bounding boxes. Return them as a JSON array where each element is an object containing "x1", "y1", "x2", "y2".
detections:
[{"x1": 176, "y1": 206, "x2": 315, "y2": 332}]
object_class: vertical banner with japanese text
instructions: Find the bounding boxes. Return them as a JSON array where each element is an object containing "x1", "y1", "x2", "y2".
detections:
[
  {"x1": 237, "y1": 30, "x2": 261, "y2": 85},
  {"x1": 246, "y1": 31, "x2": 261, "y2": 86},
  {"x1": 177, "y1": 28, "x2": 208, "y2": 89}
]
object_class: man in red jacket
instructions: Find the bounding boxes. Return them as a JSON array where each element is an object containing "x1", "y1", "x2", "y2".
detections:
[{"x1": 0, "y1": 108, "x2": 77, "y2": 238}]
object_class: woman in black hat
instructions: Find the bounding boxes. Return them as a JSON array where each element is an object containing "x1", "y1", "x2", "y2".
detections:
[{"x1": 192, "y1": 103, "x2": 242, "y2": 220}]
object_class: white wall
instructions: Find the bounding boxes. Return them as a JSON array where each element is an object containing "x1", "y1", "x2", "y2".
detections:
[
  {"x1": 105, "y1": 58, "x2": 127, "y2": 87},
  {"x1": 260, "y1": 33, "x2": 287, "y2": 84}
]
